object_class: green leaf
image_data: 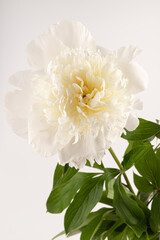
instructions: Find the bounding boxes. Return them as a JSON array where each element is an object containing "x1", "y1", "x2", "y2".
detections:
[
  {"x1": 104, "y1": 168, "x2": 120, "y2": 181},
  {"x1": 65, "y1": 208, "x2": 109, "y2": 238},
  {"x1": 132, "y1": 195, "x2": 150, "y2": 220},
  {"x1": 53, "y1": 163, "x2": 78, "y2": 188},
  {"x1": 64, "y1": 175, "x2": 104, "y2": 233},
  {"x1": 47, "y1": 172, "x2": 97, "y2": 213},
  {"x1": 124, "y1": 140, "x2": 151, "y2": 157},
  {"x1": 139, "y1": 192, "x2": 154, "y2": 205},
  {"x1": 132, "y1": 194, "x2": 150, "y2": 219},
  {"x1": 108, "y1": 226, "x2": 128, "y2": 240},
  {"x1": 99, "y1": 192, "x2": 113, "y2": 206},
  {"x1": 134, "y1": 173, "x2": 155, "y2": 193},
  {"x1": 102, "y1": 219, "x2": 124, "y2": 239},
  {"x1": 135, "y1": 147, "x2": 160, "y2": 189},
  {"x1": 103, "y1": 210, "x2": 120, "y2": 221},
  {"x1": 127, "y1": 231, "x2": 147, "y2": 240},
  {"x1": 100, "y1": 179, "x2": 115, "y2": 206},
  {"x1": 122, "y1": 144, "x2": 151, "y2": 170},
  {"x1": 86, "y1": 160, "x2": 105, "y2": 171},
  {"x1": 107, "y1": 178, "x2": 115, "y2": 199},
  {"x1": 150, "y1": 193, "x2": 160, "y2": 232},
  {"x1": 53, "y1": 163, "x2": 65, "y2": 188},
  {"x1": 122, "y1": 118, "x2": 160, "y2": 141},
  {"x1": 104, "y1": 168, "x2": 120, "y2": 197},
  {"x1": 80, "y1": 210, "x2": 105, "y2": 240},
  {"x1": 57, "y1": 166, "x2": 78, "y2": 186},
  {"x1": 124, "y1": 141, "x2": 134, "y2": 155},
  {"x1": 85, "y1": 208, "x2": 114, "y2": 223},
  {"x1": 92, "y1": 220, "x2": 114, "y2": 240},
  {"x1": 97, "y1": 210, "x2": 122, "y2": 238},
  {"x1": 156, "y1": 147, "x2": 160, "y2": 158},
  {"x1": 92, "y1": 209, "x2": 122, "y2": 240},
  {"x1": 77, "y1": 208, "x2": 114, "y2": 236},
  {"x1": 113, "y1": 177, "x2": 147, "y2": 238},
  {"x1": 126, "y1": 227, "x2": 159, "y2": 240},
  {"x1": 151, "y1": 233, "x2": 160, "y2": 240},
  {"x1": 51, "y1": 230, "x2": 65, "y2": 240},
  {"x1": 126, "y1": 227, "x2": 137, "y2": 240}
]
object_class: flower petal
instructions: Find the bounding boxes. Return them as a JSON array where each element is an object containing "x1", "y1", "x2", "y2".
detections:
[
  {"x1": 50, "y1": 20, "x2": 96, "y2": 50},
  {"x1": 125, "y1": 113, "x2": 139, "y2": 131},
  {"x1": 116, "y1": 46, "x2": 149, "y2": 94},
  {"x1": 133, "y1": 98, "x2": 143, "y2": 110},
  {"x1": 5, "y1": 71, "x2": 33, "y2": 138},
  {"x1": 116, "y1": 45, "x2": 142, "y2": 63},
  {"x1": 8, "y1": 70, "x2": 32, "y2": 89},
  {"x1": 38, "y1": 30, "x2": 68, "y2": 68},
  {"x1": 124, "y1": 62, "x2": 149, "y2": 94},
  {"x1": 5, "y1": 90, "x2": 29, "y2": 138},
  {"x1": 26, "y1": 40, "x2": 45, "y2": 70},
  {"x1": 28, "y1": 105, "x2": 59, "y2": 157},
  {"x1": 97, "y1": 45, "x2": 112, "y2": 56},
  {"x1": 58, "y1": 131, "x2": 105, "y2": 168}
]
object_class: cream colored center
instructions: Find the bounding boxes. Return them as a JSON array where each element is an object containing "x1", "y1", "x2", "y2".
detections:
[{"x1": 37, "y1": 49, "x2": 128, "y2": 134}]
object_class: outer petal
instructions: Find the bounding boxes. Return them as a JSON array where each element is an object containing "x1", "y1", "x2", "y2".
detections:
[
  {"x1": 132, "y1": 98, "x2": 143, "y2": 110},
  {"x1": 38, "y1": 31, "x2": 68, "y2": 67},
  {"x1": 116, "y1": 45, "x2": 142, "y2": 63},
  {"x1": 28, "y1": 104, "x2": 59, "y2": 157},
  {"x1": 26, "y1": 21, "x2": 96, "y2": 71},
  {"x1": 26, "y1": 38, "x2": 68, "y2": 71},
  {"x1": 116, "y1": 46, "x2": 149, "y2": 94},
  {"x1": 58, "y1": 130, "x2": 105, "y2": 169},
  {"x1": 125, "y1": 113, "x2": 139, "y2": 131},
  {"x1": 50, "y1": 20, "x2": 96, "y2": 50},
  {"x1": 124, "y1": 62, "x2": 149, "y2": 94},
  {"x1": 26, "y1": 40, "x2": 45, "y2": 70},
  {"x1": 8, "y1": 70, "x2": 32, "y2": 89},
  {"x1": 5, "y1": 71, "x2": 33, "y2": 138}
]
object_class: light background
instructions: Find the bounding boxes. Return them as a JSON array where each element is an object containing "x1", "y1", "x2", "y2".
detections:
[{"x1": 1, "y1": 0, "x2": 160, "y2": 239}]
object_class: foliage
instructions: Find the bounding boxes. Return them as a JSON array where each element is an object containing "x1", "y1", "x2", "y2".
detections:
[{"x1": 47, "y1": 118, "x2": 160, "y2": 240}]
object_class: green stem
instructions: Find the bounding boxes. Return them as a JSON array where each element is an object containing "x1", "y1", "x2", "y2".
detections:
[
  {"x1": 109, "y1": 147, "x2": 135, "y2": 195},
  {"x1": 146, "y1": 231, "x2": 149, "y2": 240}
]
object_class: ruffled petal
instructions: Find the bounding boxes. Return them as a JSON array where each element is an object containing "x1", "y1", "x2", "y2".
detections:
[
  {"x1": 26, "y1": 21, "x2": 96, "y2": 71},
  {"x1": 125, "y1": 113, "x2": 139, "y2": 131},
  {"x1": 96, "y1": 45, "x2": 112, "y2": 56},
  {"x1": 5, "y1": 71, "x2": 33, "y2": 138},
  {"x1": 50, "y1": 20, "x2": 96, "y2": 50},
  {"x1": 58, "y1": 130, "x2": 105, "y2": 169}
]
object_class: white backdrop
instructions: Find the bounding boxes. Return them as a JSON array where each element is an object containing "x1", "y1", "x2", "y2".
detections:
[{"x1": 1, "y1": 0, "x2": 160, "y2": 239}]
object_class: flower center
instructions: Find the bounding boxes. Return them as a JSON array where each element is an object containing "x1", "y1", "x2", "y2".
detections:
[{"x1": 35, "y1": 49, "x2": 128, "y2": 136}]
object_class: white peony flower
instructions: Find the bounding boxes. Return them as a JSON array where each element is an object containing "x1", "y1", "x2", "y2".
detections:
[{"x1": 5, "y1": 20, "x2": 148, "y2": 168}]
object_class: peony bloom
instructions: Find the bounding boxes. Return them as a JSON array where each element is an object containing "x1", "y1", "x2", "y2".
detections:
[{"x1": 5, "y1": 20, "x2": 148, "y2": 168}]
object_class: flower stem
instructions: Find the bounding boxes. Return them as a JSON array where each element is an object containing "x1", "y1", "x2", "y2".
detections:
[{"x1": 109, "y1": 147, "x2": 135, "y2": 195}]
